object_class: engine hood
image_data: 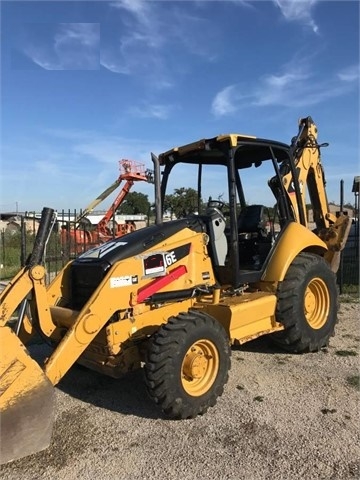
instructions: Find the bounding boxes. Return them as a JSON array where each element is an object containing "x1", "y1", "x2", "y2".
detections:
[{"x1": 73, "y1": 216, "x2": 205, "y2": 267}]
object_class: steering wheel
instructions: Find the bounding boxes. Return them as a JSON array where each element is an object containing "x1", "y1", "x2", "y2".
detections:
[
  {"x1": 207, "y1": 199, "x2": 227, "y2": 211},
  {"x1": 206, "y1": 200, "x2": 228, "y2": 224}
]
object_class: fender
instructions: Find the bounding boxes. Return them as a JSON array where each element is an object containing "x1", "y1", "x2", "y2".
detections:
[{"x1": 262, "y1": 222, "x2": 327, "y2": 282}]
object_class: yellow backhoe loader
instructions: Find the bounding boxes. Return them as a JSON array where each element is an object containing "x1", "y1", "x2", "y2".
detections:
[{"x1": 0, "y1": 117, "x2": 351, "y2": 464}]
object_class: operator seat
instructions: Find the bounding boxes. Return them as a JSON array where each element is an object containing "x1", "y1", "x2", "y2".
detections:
[
  {"x1": 238, "y1": 204, "x2": 267, "y2": 237},
  {"x1": 237, "y1": 205, "x2": 271, "y2": 270},
  {"x1": 204, "y1": 207, "x2": 228, "y2": 267}
]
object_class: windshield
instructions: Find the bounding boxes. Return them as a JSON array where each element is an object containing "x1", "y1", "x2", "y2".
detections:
[{"x1": 160, "y1": 141, "x2": 294, "y2": 228}]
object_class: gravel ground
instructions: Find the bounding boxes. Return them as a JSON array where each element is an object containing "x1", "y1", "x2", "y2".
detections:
[{"x1": 1, "y1": 301, "x2": 359, "y2": 480}]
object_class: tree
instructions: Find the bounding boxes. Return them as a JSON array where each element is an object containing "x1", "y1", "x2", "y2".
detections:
[
  {"x1": 163, "y1": 194, "x2": 176, "y2": 219},
  {"x1": 117, "y1": 192, "x2": 150, "y2": 215},
  {"x1": 166, "y1": 188, "x2": 199, "y2": 218}
]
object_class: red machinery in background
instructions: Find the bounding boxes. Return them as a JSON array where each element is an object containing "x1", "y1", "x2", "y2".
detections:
[{"x1": 61, "y1": 159, "x2": 153, "y2": 254}]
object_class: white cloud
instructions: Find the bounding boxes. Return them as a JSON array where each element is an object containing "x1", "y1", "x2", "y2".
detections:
[
  {"x1": 273, "y1": 0, "x2": 319, "y2": 34},
  {"x1": 102, "y1": 1, "x2": 220, "y2": 84},
  {"x1": 109, "y1": 0, "x2": 151, "y2": 18},
  {"x1": 25, "y1": 48, "x2": 61, "y2": 70},
  {"x1": 211, "y1": 85, "x2": 239, "y2": 116},
  {"x1": 128, "y1": 103, "x2": 175, "y2": 120},
  {"x1": 337, "y1": 64, "x2": 359, "y2": 82},
  {"x1": 100, "y1": 2, "x2": 169, "y2": 85},
  {"x1": 100, "y1": 55, "x2": 130, "y2": 75},
  {"x1": 211, "y1": 61, "x2": 358, "y2": 116},
  {"x1": 55, "y1": 23, "x2": 99, "y2": 48},
  {"x1": 23, "y1": 23, "x2": 100, "y2": 70},
  {"x1": 254, "y1": 68, "x2": 311, "y2": 106},
  {"x1": 265, "y1": 71, "x2": 309, "y2": 88}
]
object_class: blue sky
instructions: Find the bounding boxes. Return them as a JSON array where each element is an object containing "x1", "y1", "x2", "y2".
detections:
[{"x1": 1, "y1": 0, "x2": 359, "y2": 213}]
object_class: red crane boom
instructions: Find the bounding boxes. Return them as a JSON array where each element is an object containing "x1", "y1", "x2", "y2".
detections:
[{"x1": 61, "y1": 159, "x2": 153, "y2": 254}]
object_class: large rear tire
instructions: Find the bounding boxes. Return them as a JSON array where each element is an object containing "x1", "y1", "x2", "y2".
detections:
[
  {"x1": 271, "y1": 252, "x2": 338, "y2": 353},
  {"x1": 144, "y1": 310, "x2": 230, "y2": 419}
]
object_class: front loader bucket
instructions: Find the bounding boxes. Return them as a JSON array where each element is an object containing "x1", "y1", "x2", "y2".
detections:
[{"x1": 0, "y1": 326, "x2": 54, "y2": 464}]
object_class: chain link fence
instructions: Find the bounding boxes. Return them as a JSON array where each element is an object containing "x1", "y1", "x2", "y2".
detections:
[
  {"x1": 0, "y1": 211, "x2": 112, "y2": 281},
  {"x1": 1, "y1": 213, "x2": 359, "y2": 299},
  {"x1": 337, "y1": 221, "x2": 359, "y2": 297}
]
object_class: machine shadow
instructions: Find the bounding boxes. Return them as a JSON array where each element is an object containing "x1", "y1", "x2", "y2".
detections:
[
  {"x1": 27, "y1": 334, "x2": 292, "y2": 422},
  {"x1": 28, "y1": 343, "x2": 164, "y2": 420},
  {"x1": 232, "y1": 335, "x2": 291, "y2": 355}
]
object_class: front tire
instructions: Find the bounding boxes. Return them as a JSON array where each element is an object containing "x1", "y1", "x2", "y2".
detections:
[
  {"x1": 144, "y1": 310, "x2": 230, "y2": 419},
  {"x1": 271, "y1": 252, "x2": 338, "y2": 353}
]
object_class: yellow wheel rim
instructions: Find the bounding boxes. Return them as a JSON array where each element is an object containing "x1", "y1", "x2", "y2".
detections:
[
  {"x1": 304, "y1": 277, "x2": 330, "y2": 329},
  {"x1": 181, "y1": 339, "x2": 219, "y2": 397}
]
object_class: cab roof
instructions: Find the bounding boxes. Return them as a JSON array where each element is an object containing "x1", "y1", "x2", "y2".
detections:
[{"x1": 158, "y1": 134, "x2": 291, "y2": 168}]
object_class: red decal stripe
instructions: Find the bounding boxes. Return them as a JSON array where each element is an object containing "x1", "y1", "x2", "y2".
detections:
[{"x1": 135, "y1": 265, "x2": 187, "y2": 304}]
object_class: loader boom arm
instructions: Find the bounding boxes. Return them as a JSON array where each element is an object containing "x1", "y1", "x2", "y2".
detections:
[
  {"x1": 0, "y1": 207, "x2": 56, "y2": 465},
  {"x1": 0, "y1": 207, "x2": 55, "y2": 328}
]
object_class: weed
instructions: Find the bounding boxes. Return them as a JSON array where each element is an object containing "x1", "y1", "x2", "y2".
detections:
[
  {"x1": 340, "y1": 293, "x2": 360, "y2": 304},
  {"x1": 346, "y1": 375, "x2": 360, "y2": 391},
  {"x1": 253, "y1": 396, "x2": 264, "y2": 402},
  {"x1": 335, "y1": 350, "x2": 358, "y2": 357},
  {"x1": 321, "y1": 408, "x2": 337, "y2": 415}
]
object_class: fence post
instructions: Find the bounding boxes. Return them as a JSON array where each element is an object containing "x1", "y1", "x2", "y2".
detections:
[
  {"x1": 20, "y1": 215, "x2": 26, "y2": 267},
  {"x1": 339, "y1": 252, "x2": 343, "y2": 295},
  {"x1": 1, "y1": 230, "x2": 5, "y2": 273}
]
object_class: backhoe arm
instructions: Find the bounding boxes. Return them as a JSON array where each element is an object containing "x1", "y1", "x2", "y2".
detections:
[
  {"x1": 282, "y1": 116, "x2": 334, "y2": 229},
  {"x1": 282, "y1": 117, "x2": 351, "y2": 272}
]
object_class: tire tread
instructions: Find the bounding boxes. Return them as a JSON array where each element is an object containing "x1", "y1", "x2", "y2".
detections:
[{"x1": 144, "y1": 309, "x2": 230, "y2": 418}]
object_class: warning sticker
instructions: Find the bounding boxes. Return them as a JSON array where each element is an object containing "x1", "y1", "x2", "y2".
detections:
[{"x1": 110, "y1": 275, "x2": 138, "y2": 288}]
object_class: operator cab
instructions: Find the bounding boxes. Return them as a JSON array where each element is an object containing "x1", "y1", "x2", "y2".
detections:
[{"x1": 154, "y1": 132, "x2": 302, "y2": 289}]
